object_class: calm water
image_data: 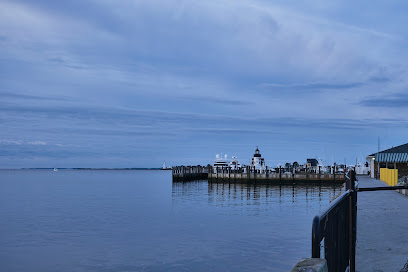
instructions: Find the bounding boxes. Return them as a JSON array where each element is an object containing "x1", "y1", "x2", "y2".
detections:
[{"x1": 0, "y1": 170, "x2": 343, "y2": 272}]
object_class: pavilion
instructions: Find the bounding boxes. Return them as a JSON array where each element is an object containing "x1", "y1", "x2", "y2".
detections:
[{"x1": 367, "y1": 143, "x2": 408, "y2": 181}]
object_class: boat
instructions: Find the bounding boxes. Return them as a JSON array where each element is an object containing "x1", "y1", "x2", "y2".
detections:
[
  {"x1": 317, "y1": 158, "x2": 328, "y2": 173},
  {"x1": 229, "y1": 156, "x2": 242, "y2": 170},
  {"x1": 213, "y1": 154, "x2": 229, "y2": 167},
  {"x1": 53, "y1": 168, "x2": 58, "y2": 172},
  {"x1": 355, "y1": 162, "x2": 369, "y2": 175},
  {"x1": 213, "y1": 154, "x2": 242, "y2": 172}
]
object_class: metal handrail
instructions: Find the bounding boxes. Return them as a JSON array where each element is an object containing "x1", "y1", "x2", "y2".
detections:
[
  {"x1": 310, "y1": 170, "x2": 407, "y2": 272},
  {"x1": 311, "y1": 170, "x2": 357, "y2": 272},
  {"x1": 358, "y1": 185, "x2": 408, "y2": 192}
]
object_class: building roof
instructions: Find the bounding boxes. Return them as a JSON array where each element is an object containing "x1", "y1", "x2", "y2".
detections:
[
  {"x1": 253, "y1": 147, "x2": 262, "y2": 157},
  {"x1": 370, "y1": 143, "x2": 408, "y2": 162},
  {"x1": 378, "y1": 143, "x2": 408, "y2": 154},
  {"x1": 375, "y1": 153, "x2": 408, "y2": 163},
  {"x1": 307, "y1": 158, "x2": 318, "y2": 167}
]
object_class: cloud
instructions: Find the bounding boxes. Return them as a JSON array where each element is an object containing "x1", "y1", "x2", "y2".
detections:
[
  {"x1": 176, "y1": 95, "x2": 251, "y2": 106},
  {"x1": 0, "y1": 139, "x2": 23, "y2": 145},
  {"x1": 0, "y1": 91, "x2": 69, "y2": 101},
  {"x1": 369, "y1": 76, "x2": 391, "y2": 83},
  {"x1": 0, "y1": 0, "x2": 384, "y2": 81},
  {"x1": 0, "y1": 139, "x2": 64, "y2": 146},
  {"x1": 359, "y1": 93, "x2": 408, "y2": 108},
  {"x1": 259, "y1": 81, "x2": 364, "y2": 92},
  {"x1": 186, "y1": 128, "x2": 287, "y2": 135},
  {"x1": 27, "y1": 141, "x2": 47, "y2": 145},
  {"x1": 1, "y1": 0, "x2": 408, "y2": 167}
]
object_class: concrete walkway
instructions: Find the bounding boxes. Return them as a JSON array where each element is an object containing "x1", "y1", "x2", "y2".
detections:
[{"x1": 356, "y1": 176, "x2": 408, "y2": 272}]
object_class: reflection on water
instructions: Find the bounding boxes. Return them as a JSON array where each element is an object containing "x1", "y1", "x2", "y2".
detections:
[
  {"x1": 170, "y1": 180, "x2": 345, "y2": 271},
  {"x1": 0, "y1": 170, "x2": 345, "y2": 272},
  {"x1": 173, "y1": 180, "x2": 344, "y2": 209}
]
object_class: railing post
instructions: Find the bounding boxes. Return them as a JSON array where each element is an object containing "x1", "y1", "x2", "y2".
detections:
[
  {"x1": 346, "y1": 172, "x2": 350, "y2": 190},
  {"x1": 312, "y1": 215, "x2": 320, "y2": 258},
  {"x1": 349, "y1": 170, "x2": 356, "y2": 272}
]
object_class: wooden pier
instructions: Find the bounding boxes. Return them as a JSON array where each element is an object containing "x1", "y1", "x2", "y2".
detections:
[
  {"x1": 172, "y1": 165, "x2": 209, "y2": 181},
  {"x1": 173, "y1": 165, "x2": 345, "y2": 184}
]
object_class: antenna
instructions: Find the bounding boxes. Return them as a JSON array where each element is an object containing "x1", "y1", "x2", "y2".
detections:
[{"x1": 378, "y1": 136, "x2": 380, "y2": 152}]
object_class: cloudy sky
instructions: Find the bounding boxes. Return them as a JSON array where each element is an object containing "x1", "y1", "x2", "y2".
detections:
[{"x1": 1, "y1": 0, "x2": 408, "y2": 168}]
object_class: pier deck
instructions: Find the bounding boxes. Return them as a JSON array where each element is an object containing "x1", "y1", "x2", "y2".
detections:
[{"x1": 356, "y1": 176, "x2": 408, "y2": 272}]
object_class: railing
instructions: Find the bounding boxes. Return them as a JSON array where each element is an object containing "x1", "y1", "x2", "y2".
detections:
[
  {"x1": 310, "y1": 170, "x2": 408, "y2": 272},
  {"x1": 311, "y1": 171, "x2": 357, "y2": 272}
]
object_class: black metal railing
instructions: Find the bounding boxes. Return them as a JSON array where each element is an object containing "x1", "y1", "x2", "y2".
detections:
[
  {"x1": 311, "y1": 170, "x2": 357, "y2": 272},
  {"x1": 310, "y1": 170, "x2": 408, "y2": 272}
]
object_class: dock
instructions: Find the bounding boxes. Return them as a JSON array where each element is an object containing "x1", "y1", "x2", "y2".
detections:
[
  {"x1": 172, "y1": 165, "x2": 209, "y2": 181},
  {"x1": 356, "y1": 176, "x2": 408, "y2": 271},
  {"x1": 172, "y1": 165, "x2": 345, "y2": 184}
]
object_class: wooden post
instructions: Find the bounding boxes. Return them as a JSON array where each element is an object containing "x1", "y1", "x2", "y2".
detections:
[
  {"x1": 279, "y1": 166, "x2": 282, "y2": 181},
  {"x1": 306, "y1": 164, "x2": 308, "y2": 181},
  {"x1": 211, "y1": 166, "x2": 213, "y2": 180},
  {"x1": 266, "y1": 166, "x2": 268, "y2": 179},
  {"x1": 319, "y1": 166, "x2": 321, "y2": 181}
]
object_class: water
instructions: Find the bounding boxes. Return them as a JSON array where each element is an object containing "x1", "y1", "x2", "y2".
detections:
[{"x1": 0, "y1": 170, "x2": 343, "y2": 271}]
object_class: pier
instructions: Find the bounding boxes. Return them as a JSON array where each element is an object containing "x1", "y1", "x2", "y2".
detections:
[
  {"x1": 172, "y1": 165, "x2": 209, "y2": 181},
  {"x1": 173, "y1": 165, "x2": 345, "y2": 183}
]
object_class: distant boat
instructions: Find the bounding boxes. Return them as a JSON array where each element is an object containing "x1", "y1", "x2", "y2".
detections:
[{"x1": 53, "y1": 168, "x2": 58, "y2": 172}]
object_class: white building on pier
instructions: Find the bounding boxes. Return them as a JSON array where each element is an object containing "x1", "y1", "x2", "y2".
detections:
[{"x1": 251, "y1": 147, "x2": 266, "y2": 171}]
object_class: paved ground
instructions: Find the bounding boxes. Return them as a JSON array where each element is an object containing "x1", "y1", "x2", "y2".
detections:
[{"x1": 356, "y1": 175, "x2": 408, "y2": 272}]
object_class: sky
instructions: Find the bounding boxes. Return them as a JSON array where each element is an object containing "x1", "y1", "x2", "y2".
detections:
[{"x1": 1, "y1": 0, "x2": 408, "y2": 168}]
